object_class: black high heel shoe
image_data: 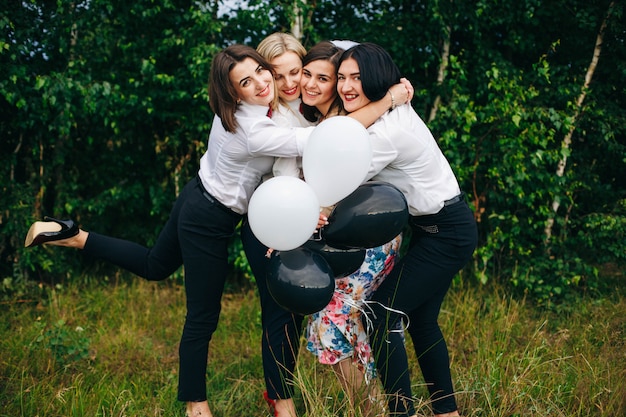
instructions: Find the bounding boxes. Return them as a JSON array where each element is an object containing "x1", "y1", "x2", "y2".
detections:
[{"x1": 24, "y1": 216, "x2": 79, "y2": 248}]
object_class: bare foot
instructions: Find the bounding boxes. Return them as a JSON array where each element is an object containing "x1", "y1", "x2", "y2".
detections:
[
  {"x1": 186, "y1": 401, "x2": 213, "y2": 417},
  {"x1": 274, "y1": 398, "x2": 297, "y2": 417}
]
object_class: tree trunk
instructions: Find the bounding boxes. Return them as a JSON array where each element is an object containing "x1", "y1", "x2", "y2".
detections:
[
  {"x1": 291, "y1": 0, "x2": 305, "y2": 40},
  {"x1": 428, "y1": 24, "x2": 450, "y2": 123},
  {"x1": 543, "y1": 1, "x2": 615, "y2": 245}
]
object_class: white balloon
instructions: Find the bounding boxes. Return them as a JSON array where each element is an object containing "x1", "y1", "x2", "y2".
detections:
[
  {"x1": 302, "y1": 116, "x2": 372, "y2": 206},
  {"x1": 248, "y1": 176, "x2": 320, "y2": 251}
]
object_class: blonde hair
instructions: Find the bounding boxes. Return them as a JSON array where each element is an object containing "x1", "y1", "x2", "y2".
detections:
[
  {"x1": 257, "y1": 33, "x2": 306, "y2": 110},
  {"x1": 257, "y1": 32, "x2": 306, "y2": 63}
]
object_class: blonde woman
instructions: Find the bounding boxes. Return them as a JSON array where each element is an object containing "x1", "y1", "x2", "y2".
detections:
[{"x1": 244, "y1": 32, "x2": 312, "y2": 417}]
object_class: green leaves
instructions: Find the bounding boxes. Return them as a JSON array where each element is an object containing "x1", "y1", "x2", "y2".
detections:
[
  {"x1": 30, "y1": 319, "x2": 91, "y2": 368},
  {"x1": 2, "y1": 0, "x2": 624, "y2": 305}
]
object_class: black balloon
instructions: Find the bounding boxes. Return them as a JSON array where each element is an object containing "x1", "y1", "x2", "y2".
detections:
[
  {"x1": 302, "y1": 239, "x2": 366, "y2": 277},
  {"x1": 267, "y1": 247, "x2": 335, "y2": 315},
  {"x1": 323, "y1": 181, "x2": 409, "y2": 249}
]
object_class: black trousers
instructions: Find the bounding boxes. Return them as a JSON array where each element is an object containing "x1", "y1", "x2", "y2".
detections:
[
  {"x1": 83, "y1": 177, "x2": 242, "y2": 402},
  {"x1": 241, "y1": 219, "x2": 304, "y2": 400},
  {"x1": 366, "y1": 198, "x2": 478, "y2": 416}
]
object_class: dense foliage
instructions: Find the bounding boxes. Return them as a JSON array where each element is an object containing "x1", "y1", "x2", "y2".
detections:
[{"x1": 2, "y1": 0, "x2": 624, "y2": 304}]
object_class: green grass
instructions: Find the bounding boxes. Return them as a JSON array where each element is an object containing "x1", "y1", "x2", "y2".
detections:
[{"x1": 1, "y1": 272, "x2": 625, "y2": 417}]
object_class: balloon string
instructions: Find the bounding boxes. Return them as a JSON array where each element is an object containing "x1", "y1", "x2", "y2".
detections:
[
  {"x1": 335, "y1": 293, "x2": 409, "y2": 344},
  {"x1": 330, "y1": 295, "x2": 384, "y2": 385},
  {"x1": 325, "y1": 292, "x2": 409, "y2": 388},
  {"x1": 361, "y1": 300, "x2": 410, "y2": 342}
]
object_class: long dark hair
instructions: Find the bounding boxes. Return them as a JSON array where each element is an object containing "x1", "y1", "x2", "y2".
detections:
[
  {"x1": 301, "y1": 41, "x2": 345, "y2": 123},
  {"x1": 209, "y1": 44, "x2": 273, "y2": 133},
  {"x1": 339, "y1": 42, "x2": 401, "y2": 102}
]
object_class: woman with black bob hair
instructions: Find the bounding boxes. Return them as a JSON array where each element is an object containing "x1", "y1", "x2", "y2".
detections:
[
  {"x1": 337, "y1": 42, "x2": 478, "y2": 417},
  {"x1": 341, "y1": 42, "x2": 402, "y2": 103}
]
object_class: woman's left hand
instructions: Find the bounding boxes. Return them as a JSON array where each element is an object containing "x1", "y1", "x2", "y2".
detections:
[{"x1": 389, "y1": 78, "x2": 414, "y2": 105}]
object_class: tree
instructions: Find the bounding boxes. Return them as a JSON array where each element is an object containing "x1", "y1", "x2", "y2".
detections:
[
  {"x1": 543, "y1": 1, "x2": 616, "y2": 244},
  {"x1": 1, "y1": 0, "x2": 222, "y2": 281},
  {"x1": 234, "y1": 0, "x2": 626, "y2": 301},
  {"x1": 2, "y1": 0, "x2": 624, "y2": 304}
]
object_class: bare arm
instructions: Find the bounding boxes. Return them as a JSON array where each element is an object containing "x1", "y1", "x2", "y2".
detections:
[{"x1": 348, "y1": 78, "x2": 414, "y2": 127}]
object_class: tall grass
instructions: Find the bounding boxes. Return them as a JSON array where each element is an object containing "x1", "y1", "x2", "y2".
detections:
[{"x1": 1, "y1": 274, "x2": 624, "y2": 417}]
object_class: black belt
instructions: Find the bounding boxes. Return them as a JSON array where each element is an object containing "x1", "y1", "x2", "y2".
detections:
[
  {"x1": 444, "y1": 192, "x2": 464, "y2": 206},
  {"x1": 196, "y1": 176, "x2": 240, "y2": 217}
]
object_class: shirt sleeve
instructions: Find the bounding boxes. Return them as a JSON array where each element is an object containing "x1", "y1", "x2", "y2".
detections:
[{"x1": 246, "y1": 117, "x2": 314, "y2": 158}]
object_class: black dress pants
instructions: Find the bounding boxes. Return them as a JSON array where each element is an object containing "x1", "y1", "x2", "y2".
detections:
[
  {"x1": 365, "y1": 198, "x2": 478, "y2": 416},
  {"x1": 83, "y1": 177, "x2": 242, "y2": 402},
  {"x1": 241, "y1": 219, "x2": 304, "y2": 400}
]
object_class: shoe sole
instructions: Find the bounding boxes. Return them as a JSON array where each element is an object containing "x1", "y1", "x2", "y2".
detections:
[{"x1": 24, "y1": 221, "x2": 62, "y2": 247}]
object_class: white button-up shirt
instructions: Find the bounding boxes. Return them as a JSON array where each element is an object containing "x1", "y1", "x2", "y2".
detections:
[
  {"x1": 199, "y1": 102, "x2": 314, "y2": 214},
  {"x1": 366, "y1": 104, "x2": 461, "y2": 216},
  {"x1": 272, "y1": 99, "x2": 316, "y2": 178}
]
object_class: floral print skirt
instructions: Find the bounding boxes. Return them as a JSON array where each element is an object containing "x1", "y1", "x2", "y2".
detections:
[{"x1": 306, "y1": 234, "x2": 402, "y2": 382}]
